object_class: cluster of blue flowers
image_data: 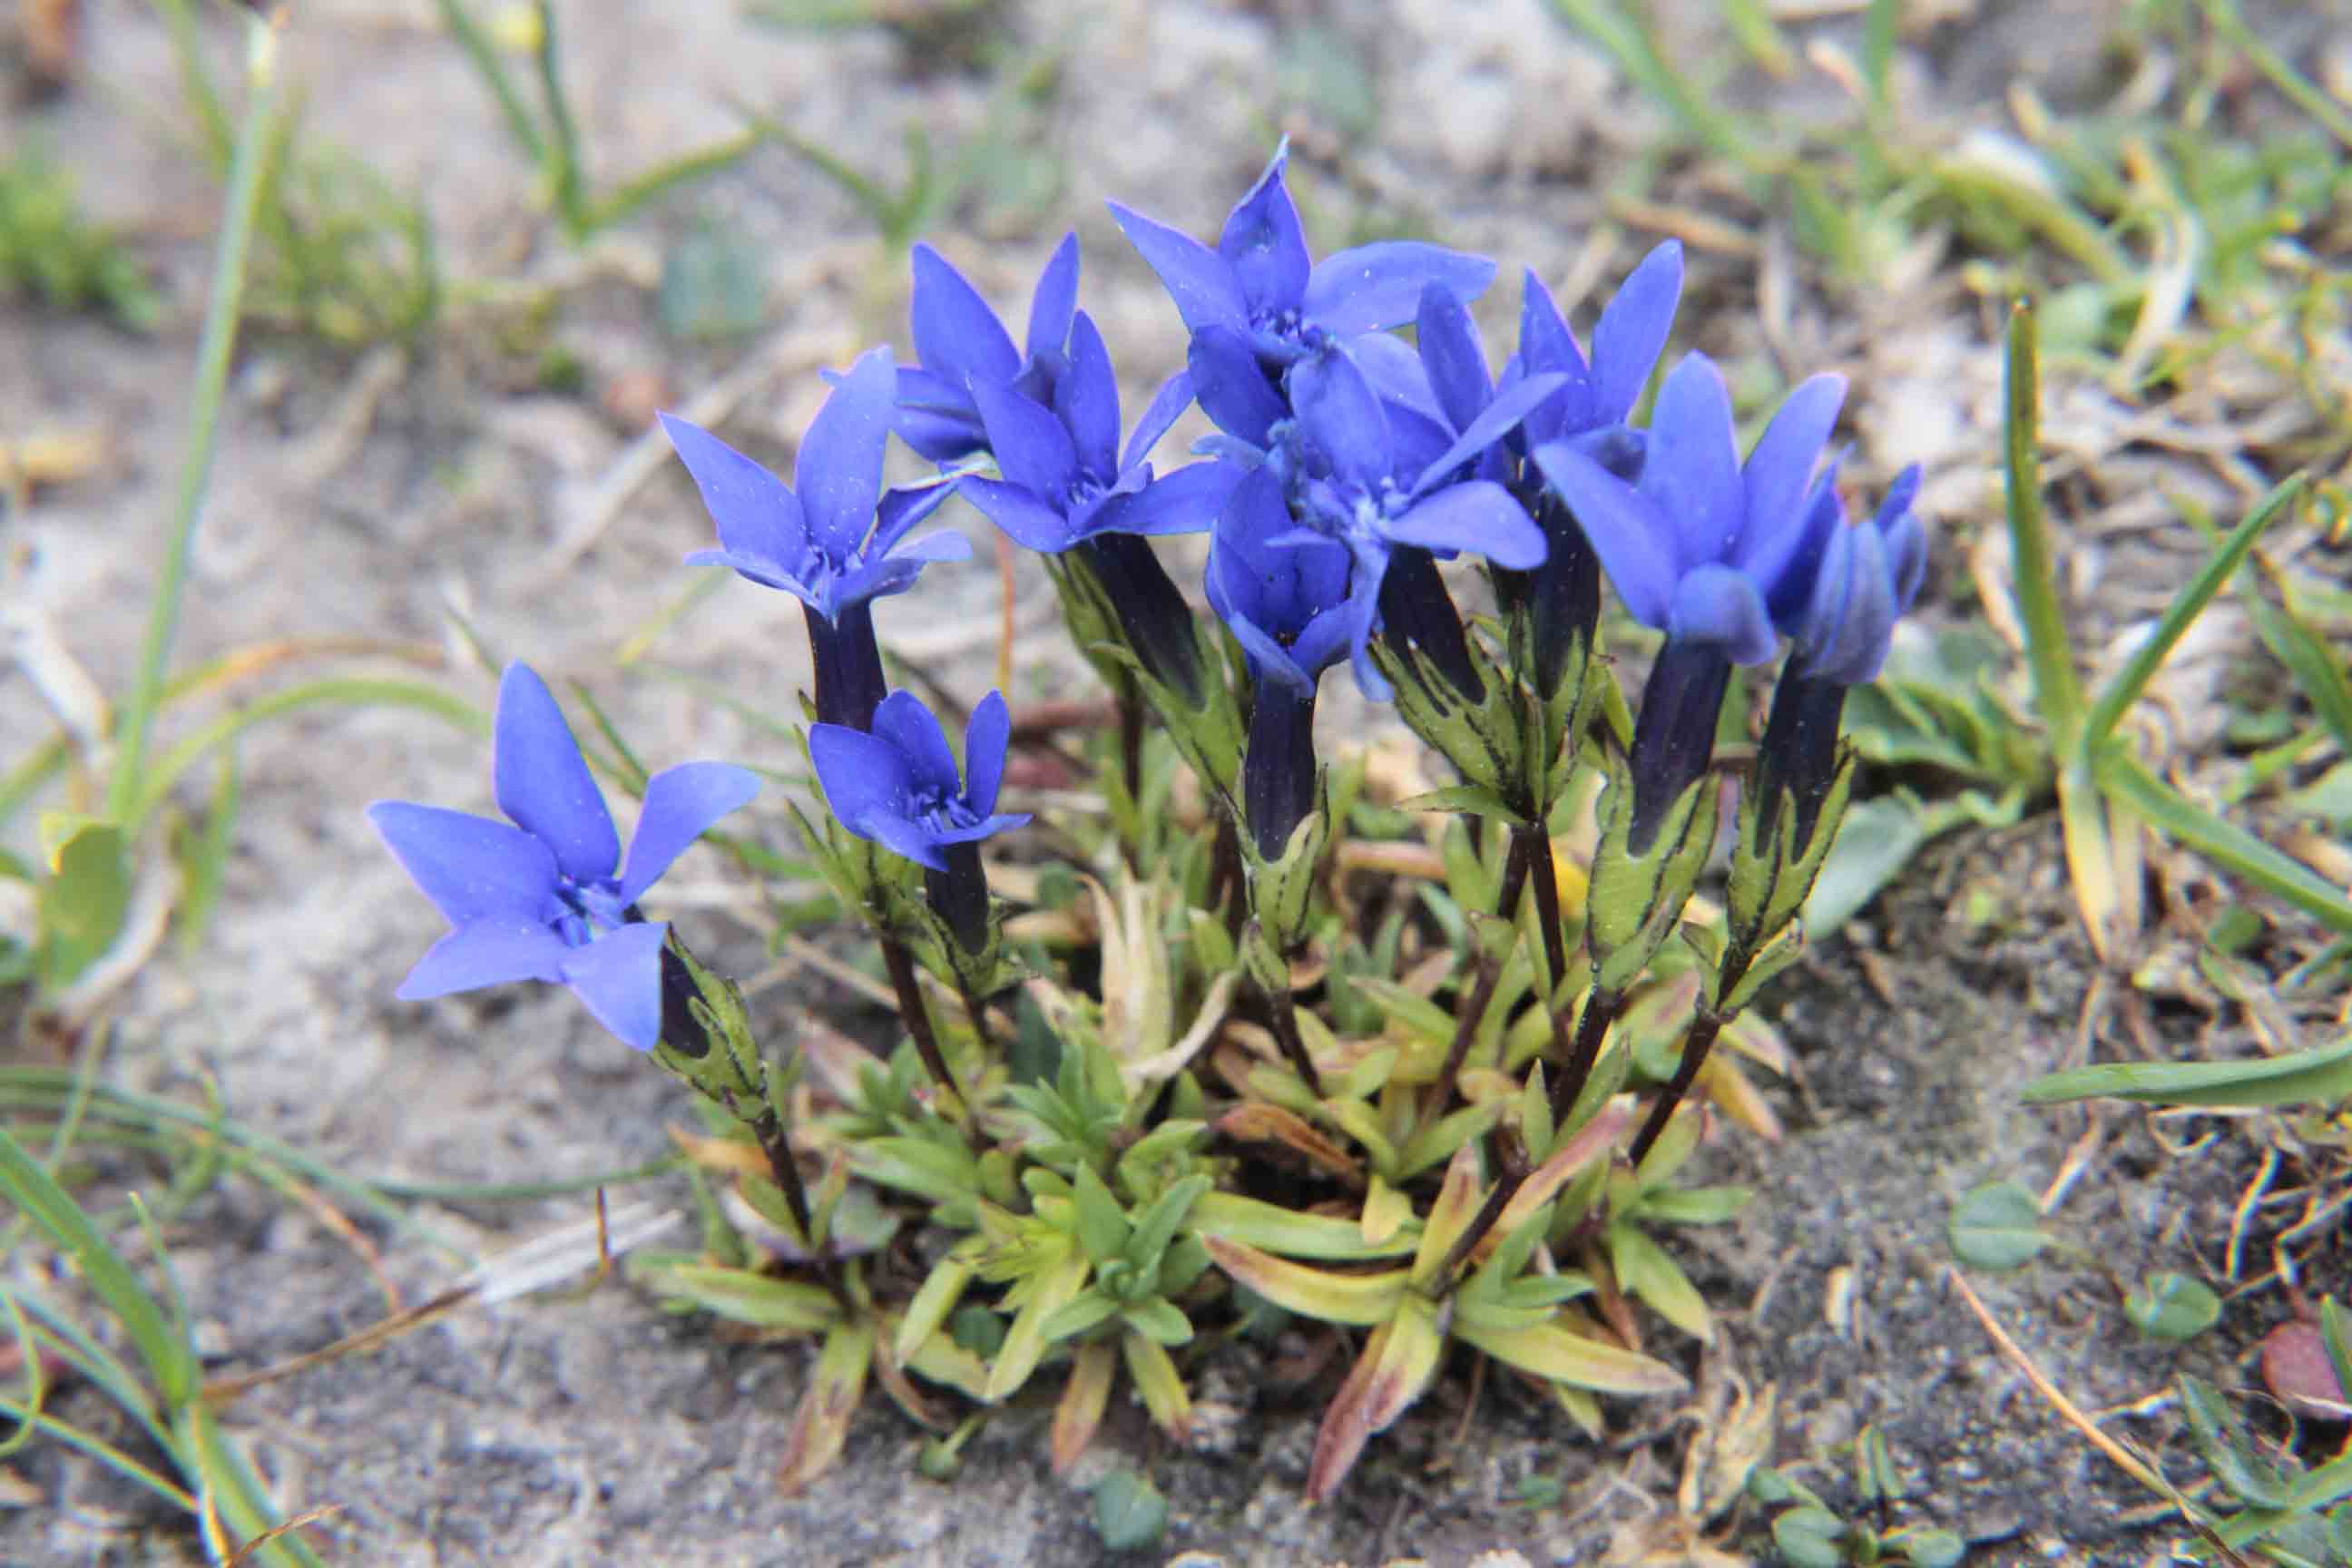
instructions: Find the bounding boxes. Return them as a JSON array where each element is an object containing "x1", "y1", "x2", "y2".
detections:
[{"x1": 371, "y1": 142, "x2": 1923, "y2": 1060}]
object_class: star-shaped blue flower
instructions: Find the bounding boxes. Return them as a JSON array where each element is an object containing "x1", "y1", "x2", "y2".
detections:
[
  {"x1": 896, "y1": 234, "x2": 1080, "y2": 463},
  {"x1": 1206, "y1": 466, "x2": 1357, "y2": 695},
  {"x1": 956, "y1": 309, "x2": 1241, "y2": 553},
  {"x1": 1109, "y1": 141, "x2": 1494, "y2": 379},
  {"x1": 1505, "y1": 241, "x2": 1683, "y2": 456},
  {"x1": 1534, "y1": 353, "x2": 1847, "y2": 667},
  {"x1": 1788, "y1": 465, "x2": 1927, "y2": 686},
  {"x1": 1262, "y1": 342, "x2": 1561, "y2": 698},
  {"x1": 370, "y1": 663, "x2": 760, "y2": 1051},
  {"x1": 808, "y1": 690, "x2": 1031, "y2": 873},
  {"x1": 662, "y1": 346, "x2": 970, "y2": 626}
]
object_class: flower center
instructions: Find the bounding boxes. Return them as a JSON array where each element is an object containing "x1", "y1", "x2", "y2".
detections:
[{"x1": 550, "y1": 876, "x2": 628, "y2": 946}]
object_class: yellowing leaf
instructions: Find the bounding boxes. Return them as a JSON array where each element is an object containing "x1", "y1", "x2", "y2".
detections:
[
  {"x1": 1455, "y1": 1314, "x2": 1686, "y2": 1396},
  {"x1": 1201, "y1": 1237, "x2": 1406, "y2": 1326}
]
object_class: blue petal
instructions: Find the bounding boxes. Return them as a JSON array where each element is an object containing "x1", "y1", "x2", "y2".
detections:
[
  {"x1": 1640, "y1": 353, "x2": 1743, "y2": 573},
  {"x1": 797, "y1": 348, "x2": 897, "y2": 557},
  {"x1": 1340, "y1": 566, "x2": 1392, "y2": 701},
  {"x1": 559, "y1": 921, "x2": 671, "y2": 1051},
  {"x1": 1383, "y1": 481, "x2": 1546, "y2": 570},
  {"x1": 1589, "y1": 240, "x2": 1682, "y2": 423},
  {"x1": 660, "y1": 413, "x2": 812, "y2": 575},
  {"x1": 1107, "y1": 201, "x2": 1248, "y2": 333},
  {"x1": 808, "y1": 723, "x2": 917, "y2": 836},
  {"x1": 1217, "y1": 143, "x2": 1310, "y2": 316},
  {"x1": 1288, "y1": 346, "x2": 1392, "y2": 490},
  {"x1": 833, "y1": 532, "x2": 973, "y2": 607},
  {"x1": 871, "y1": 478, "x2": 962, "y2": 554},
  {"x1": 1025, "y1": 232, "x2": 1081, "y2": 360},
  {"x1": 959, "y1": 475, "x2": 1080, "y2": 552},
  {"x1": 395, "y1": 916, "x2": 572, "y2": 999},
  {"x1": 931, "y1": 810, "x2": 1033, "y2": 848},
  {"x1": 963, "y1": 691, "x2": 1012, "y2": 817},
  {"x1": 871, "y1": 690, "x2": 962, "y2": 799},
  {"x1": 1407, "y1": 371, "x2": 1570, "y2": 502},
  {"x1": 1531, "y1": 442, "x2": 1677, "y2": 629},
  {"x1": 973, "y1": 380, "x2": 1079, "y2": 502},
  {"x1": 1057, "y1": 311, "x2": 1122, "y2": 481},
  {"x1": 370, "y1": 802, "x2": 558, "y2": 926},
  {"x1": 1882, "y1": 482, "x2": 1928, "y2": 616},
  {"x1": 1121, "y1": 370, "x2": 1195, "y2": 475},
  {"x1": 682, "y1": 547, "x2": 825, "y2": 612},
  {"x1": 895, "y1": 406, "x2": 986, "y2": 466},
  {"x1": 862, "y1": 810, "x2": 951, "y2": 873},
  {"x1": 492, "y1": 663, "x2": 619, "y2": 883},
  {"x1": 1304, "y1": 242, "x2": 1497, "y2": 337},
  {"x1": 909, "y1": 243, "x2": 1019, "y2": 395},
  {"x1": 1092, "y1": 458, "x2": 1245, "y2": 538},
  {"x1": 1665, "y1": 564, "x2": 1779, "y2": 665},
  {"x1": 1416, "y1": 284, "x2": 1494, "y2": 436},
  {"x1": 1814, "y1": 520, "x2": 1898, "y2": 684},
  {"x1": 620, "y1": 761, "x2": 761, "y2": 906},
  {"x1": 1350, "y1": 331, "x2": 1443, "y2": 425},
  {"x1": 1187, "y1": 326, "x2": 1287, "y2": 448},
  {"x1": 1736, "y1": 373, "x2": 1845, "y2": 591}
]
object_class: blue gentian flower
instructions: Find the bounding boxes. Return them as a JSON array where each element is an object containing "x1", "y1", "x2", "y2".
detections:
[
  {"x1": 1206, "y1": 467, "x2": 1355, "y2": 857},
  {"x1": 1109, "y1": 141, "x2": 1493, "y2": 382},
  {"x1": 1752, "y1": 468, "x2": 1929, "y2": 850},
  {"x1": 1533, "y1": 353, "x2": 1846, "y2": 665},
  {"x1": 370, "y1": 663, "x2": 760, "y2": 1052},
  {"x1": 1506, "y1": 241, "x2": 1684, "y2": 456},
  {"x1": 954, "y1": 308, "x2": 1244, "y2": 700},
  {"x1": 1263, "y1": 342, "x2": 1559, "y2": 701},
  {"x1": 957, "y1": 311, "x2": 1239, "y2": 554},
  {"x1": 808, "y1": 689, "x2": 1031, "y2": 951},
  {"x1": 1534, "y1": 355, "x2": 1847, "y2": 850},
  {"x1": 662, "y1": 347, "x2": 970, "y2": 730},
  {"x1": 896, "y1": 233, "x2": 1080, "y2": 462}
]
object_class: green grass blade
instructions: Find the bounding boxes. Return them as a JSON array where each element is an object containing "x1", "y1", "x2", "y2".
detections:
[
  {"x1": 582, "y1": 129, "x2": 764, "y2": 235},
  {"x1": 2001, "y1": 298, "x2": 2085, "y2": 749},
  {"x1": 128, "y1": 676, "x2": 485, "y2": 832},
  {"x1": 2104, "y1": 755, "x2": 2352, "y2": 933},
  {"x1": 0, "y1": 1129, "x2": 197, "y2": 1405},
  {"x1": 2080, "y1": 474, "x2": 2307, "y2": 754},
  {"x1": 2194, "y1": 0, "x2": 2352, "y2": 152},
  {"x1": 181, "y1": 1403, "x2": 328, "y2": 1568},
  {"x1": 2240, "y1": 559, "x2": 2352, "y2": 758},
  {"x1": 2022, "y1": 1030, "x2": 2352, "y2": 1107},
  {"x1": 11, "y1": 1288, "x2": 164, "y2": 1435},
  {"x1": 0, "y1": 1288, "x2": 45, "y2": 1460},
  {"x1": 0, "y1": 1391, "x2": 196, "y2": 1510},
  {"x1": 431, "y1": 0, "x2": 545, "y2": 165},
  {"x1": 107, "y1": 14, "x2": 281, "y2": 826},
  {"x1": 530, "y1": 0, "x2": 586, "y2": 231}
]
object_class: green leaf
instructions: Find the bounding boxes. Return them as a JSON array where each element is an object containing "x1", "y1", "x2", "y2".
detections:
[
  {"x1": 1946, "y1": 1181, "x2": 2048, "y2": 1270},
  {"x1": 1803, "y1": 794, "x2": 1928, "y2": 935},
  {"x1": 1091, "y1": 1471, "x2": 1169, "y2": 1553},
  {"x1": 1890, "y1": 1525, "x2": 1967, "y2": 1568},
  {"x1": 1772, "y1": 1505, "x2": 1850, "y2": 1568},
  {"x1": 646, "y1": 1264, "x2": 838, "y2": 1332},
  {"x1": 2103, "y1": 754, "x2": 2352, "y2": 934},
  {"x1": 1396, "y1": 782, "x2": 1524, "y2": 822},
  {"x1": 2080, "y1": 474, "x2": 2305, "y2": 753},
  {"x1": 2123, "y1": 1272, "x2": 2221, "y2": 1341},
  {"x1": 2181, "y1": 1375, "x2": 2295, "y2": 1508},
  {"x1": 1120, "y1": 1298, "x2": 1193, "y2": 1347},
  {"x1": 1039, "y1": 1289, "x2": 1122, "y2": 1345},
  {"x1": 2022, "y1": 1031, "x2": 2352, "y2": 1109},
  {"x1": 0, "y1": 1129, "x2": 196, "y2": 1407},
  {"x1": 34, "y1": 817, "x2": 129, "y2": 992},
  {"x1": 1608, "y1": 1223, "x2": 1712, "y2": 1342},
  {"x1": 1070, "y1": 1162, "x2": 1130, "y2": 1266}
]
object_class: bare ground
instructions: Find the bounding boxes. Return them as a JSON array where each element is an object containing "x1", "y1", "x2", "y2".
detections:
[{"x1": 5, "y1": 0, "x2": 2347, "y2": 1563}]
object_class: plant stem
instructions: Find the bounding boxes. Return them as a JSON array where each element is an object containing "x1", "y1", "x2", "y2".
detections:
[
  {"x1": 1262, "y1": 980, "x2": 1324, "y2": 1098},
  {"x1": 108, "y1": 13, "x2": 281, "y2": 825},
  {"x1": 1512, "y1": 825, "x2": 1567, "y2": 985},
  {"x1": 1427, "y1": 1138, "x2": 1529, "y2": 1289},
  {"x1": 878, "y1": 936, "x2": 976, "y2": 1142},
  {"x1": 1626, "y1": 1007, "x2": 1722, "y2": 1167},
  {"x1": 1547, "y1": 985, "x2": 1621, "y2": 1126}
]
